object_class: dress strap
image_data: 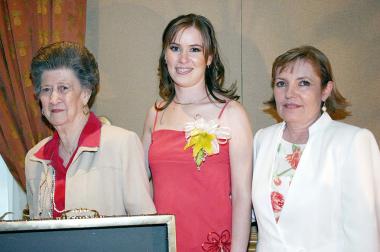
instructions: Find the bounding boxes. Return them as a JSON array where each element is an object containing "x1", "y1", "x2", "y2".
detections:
[
  {"x1": 217, "y1": 101, "x2": 231, "y2": 119},
  {"x1": 152, "y1": 108, "x2": 159, "y2": 132},
  {"x1": 152, "y1": 101, "x2": 166, "y2": 132}
]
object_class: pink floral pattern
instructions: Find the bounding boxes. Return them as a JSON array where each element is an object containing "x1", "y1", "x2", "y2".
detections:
[
  {"x1": 273, "y1": 177, "x2": 282, "y2": 186},
  {"x1": 271, "y1": 140, "x2": 305, "y2": 223},
  {"x1": 202, "y1": 230, "x2": 231, "y2": 252},
  {"x1": 271, "y1": 191, "x2": 285, "y2": 213},
  {"x1": 285, "y1": 145, "x2": 302, "y2": 169}
]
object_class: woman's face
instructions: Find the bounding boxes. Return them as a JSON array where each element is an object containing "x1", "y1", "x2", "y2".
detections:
[
  {"x1": 39, "y1": 68, "x2": 90, "y2": 128},
  {"x1": 273, "y1": 59, "x2": 332, "y2": 127},
  {"x1": 165, "y1": 26, "x2": 212, "y2": 88}
]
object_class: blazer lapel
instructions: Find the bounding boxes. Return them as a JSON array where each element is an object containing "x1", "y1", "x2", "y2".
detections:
[
  {"x1": 276, "y1": 139, "x2": 313, "y2": 226},
  {"x1": 277, "y1": 114, "x2": 331, "y2": 229},
  {"x1": 253, "y1": 123, "x2": 285, "y2": 234}
]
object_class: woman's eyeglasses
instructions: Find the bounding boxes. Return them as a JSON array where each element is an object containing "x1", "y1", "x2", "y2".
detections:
[{"x1": 39, "y1": 85, "x2": 72, "y2": 97}]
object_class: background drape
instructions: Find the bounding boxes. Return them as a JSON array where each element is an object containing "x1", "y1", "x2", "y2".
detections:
[{"x1": 0, "y1": 0, "x2": 86, "y2": 190}]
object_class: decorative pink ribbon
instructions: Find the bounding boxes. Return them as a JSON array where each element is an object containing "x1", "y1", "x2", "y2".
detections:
[{"x1": 201, "y1": 229, "x2": 231, "y2": 252}]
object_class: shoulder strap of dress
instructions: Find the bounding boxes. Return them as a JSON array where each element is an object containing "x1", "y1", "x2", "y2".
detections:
[
  {"x1": 152, "y1": 108, "x2": 159, "y2": 132},
  {"x1": 217, "y1": 101, "x2": 231, "y2": 119},
  {"x1": 152, "y1": 101, "x2": 165, "y2": 132}
]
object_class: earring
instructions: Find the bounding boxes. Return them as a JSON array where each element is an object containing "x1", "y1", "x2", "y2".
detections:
[
  {"x1": 322, "y1": 101, "x2": 327, "y2": 112},
  {"x1": 41, "y1": 110, "x2": 45, "y2": 116},
  {"x1": 83, "y1": 105, "x2": 90, "y2": 115}
]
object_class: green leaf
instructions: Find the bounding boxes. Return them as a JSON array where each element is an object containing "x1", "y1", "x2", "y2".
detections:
[{"x1": 195, "y1": 149, "x2": 206, "y2": 168}]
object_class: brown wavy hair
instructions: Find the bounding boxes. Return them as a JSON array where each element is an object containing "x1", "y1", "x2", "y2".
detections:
[
  {"x1": 265, "y1": 45, "x2": 350, "y2": 119},
  {"x1": 156, "y1": 14, "x2": 238, "y2": 110}
]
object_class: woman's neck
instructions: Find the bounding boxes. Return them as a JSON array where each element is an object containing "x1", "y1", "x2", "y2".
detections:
[
  {"x1": 56, "y1": 113, "x2": 89, "y2": 155},
  {"x1": 283, "y1": 125, "x2": 309, "y2": 144},
  {"x1": 174, "y1": 84, "x2": 209, "y2": 104},
  {"x1": 283, "y1": 112, "x2": 323, "y2": 144}
]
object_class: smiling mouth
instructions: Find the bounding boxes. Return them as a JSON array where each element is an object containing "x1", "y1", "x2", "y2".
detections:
[
  {"x1": 175, "y1": 67, "x2": 192, "y2": 75},
  {"x1": 51, "y1": 109, "x2": 64, "y2": 113},
  {"x1": 284, "y1": 103, "x2": 301, "y2": 109}
]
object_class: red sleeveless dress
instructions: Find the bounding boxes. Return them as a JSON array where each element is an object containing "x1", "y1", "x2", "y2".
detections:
[{"x1": 149, "y1": 103, "x2": 232, "y2": 252}]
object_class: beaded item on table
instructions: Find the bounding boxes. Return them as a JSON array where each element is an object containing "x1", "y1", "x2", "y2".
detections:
[{"x1": 58, "y1": 208, "x2": 101, "y2": 219}]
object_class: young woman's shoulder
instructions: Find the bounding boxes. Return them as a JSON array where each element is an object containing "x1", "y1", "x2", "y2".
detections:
[
  {"x1": 144, "y1": 103, "x2": 161, "y2": 130},
  {"x1": 222, "y1": 100, "x2": 249, "y2": 119},
  {"x1": 219, "y1": 100, "x2": 252, "y2": 136},
  {"x1": 147, "y1": 104, "x2": 157, "y2": 118}
]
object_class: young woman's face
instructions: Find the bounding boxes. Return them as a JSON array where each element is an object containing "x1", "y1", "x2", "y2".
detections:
[
  {"x1": 39, "y1": 68, "x2": 90, "y2": 128},
  {"x1": 165, "y1": 26, "x2": 212, "y2": 89},
  {"x1": 273, "y1": 59, "x2": 332, "y2": 127}
]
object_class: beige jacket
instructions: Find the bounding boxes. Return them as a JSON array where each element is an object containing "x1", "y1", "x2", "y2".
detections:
[{"x1": 25, "y1": 124, "x2": 156, "y2": 219}]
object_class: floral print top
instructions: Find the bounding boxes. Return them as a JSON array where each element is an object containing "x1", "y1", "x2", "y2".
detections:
[{"x1": 271, "y1": 138, "x2": 305, "y2": 223}]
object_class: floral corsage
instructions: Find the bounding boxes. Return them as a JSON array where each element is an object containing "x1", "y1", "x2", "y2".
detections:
[{"x1": 184, "y1": 117, "x2": 231, "y2": 170}]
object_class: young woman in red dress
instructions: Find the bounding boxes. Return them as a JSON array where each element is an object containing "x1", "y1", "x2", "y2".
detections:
[{"x1": 143, "y1": 14, "x2": 252, "y2": 251}]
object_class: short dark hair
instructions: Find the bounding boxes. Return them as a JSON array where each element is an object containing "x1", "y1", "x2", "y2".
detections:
[
  {"x1": 157, "y1": 13, "x2": 238, "y2": 110},
  {"x1": 30, "y1": 41, "x2": 99, "y2": 106},
  {"x1": 265, "y1": 45, "x2": 350, "y2": 119}
]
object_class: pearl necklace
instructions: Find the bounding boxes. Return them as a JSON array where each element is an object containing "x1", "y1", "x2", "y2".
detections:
[{"x1": 51, "y1": 169, "x2": 67, "y2": 214}]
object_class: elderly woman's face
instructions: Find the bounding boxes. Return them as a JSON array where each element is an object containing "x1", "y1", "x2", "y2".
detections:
[
  {"x1": 273, "y1": 60, "x2": 332, "y2": 127},
  {"x1": 39, "y1": 68, "x2": 90, "y2": 128}
]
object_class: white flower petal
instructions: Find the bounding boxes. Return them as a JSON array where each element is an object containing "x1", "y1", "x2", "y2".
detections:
[
  {"x1": 211, "y1": 139, "x2": 220, "y2": 154},
  {"x1": 184, "y1": 116, "x2": 231, "y2": 147}
]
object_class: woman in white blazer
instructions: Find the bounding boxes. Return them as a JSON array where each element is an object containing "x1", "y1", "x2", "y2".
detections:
[{"x1": 252, "y1": 45, "x2": 380, "y2": 252}]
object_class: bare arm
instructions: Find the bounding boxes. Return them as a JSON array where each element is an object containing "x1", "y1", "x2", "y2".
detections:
[
  {"x1": 141, "y1": 105, "x2": 156, "y2": 195},
  {"x1": 223, "y1": 101, "x2": 253, "y2": 252}
]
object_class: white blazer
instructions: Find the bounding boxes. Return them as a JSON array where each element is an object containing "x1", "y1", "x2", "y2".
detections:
[{"x1": 252, "y1": 113, "x2": 380, "y2": 252}]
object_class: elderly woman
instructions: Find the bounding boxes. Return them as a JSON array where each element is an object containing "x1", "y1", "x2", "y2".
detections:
[
  {"x1": 252, "y1": 45, "x2": 380, "y2": 251},
  {"x1": 26, "y1": 41, "x2": 156, "y2": 219}
]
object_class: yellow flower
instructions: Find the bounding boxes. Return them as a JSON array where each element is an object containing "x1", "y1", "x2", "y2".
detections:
[
  {"x1": 184, "y1": 117, "x2": 230, "y2": 170},
  {"x1": 185, "y1": 130, "x2": 215, "y2": 157}
]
